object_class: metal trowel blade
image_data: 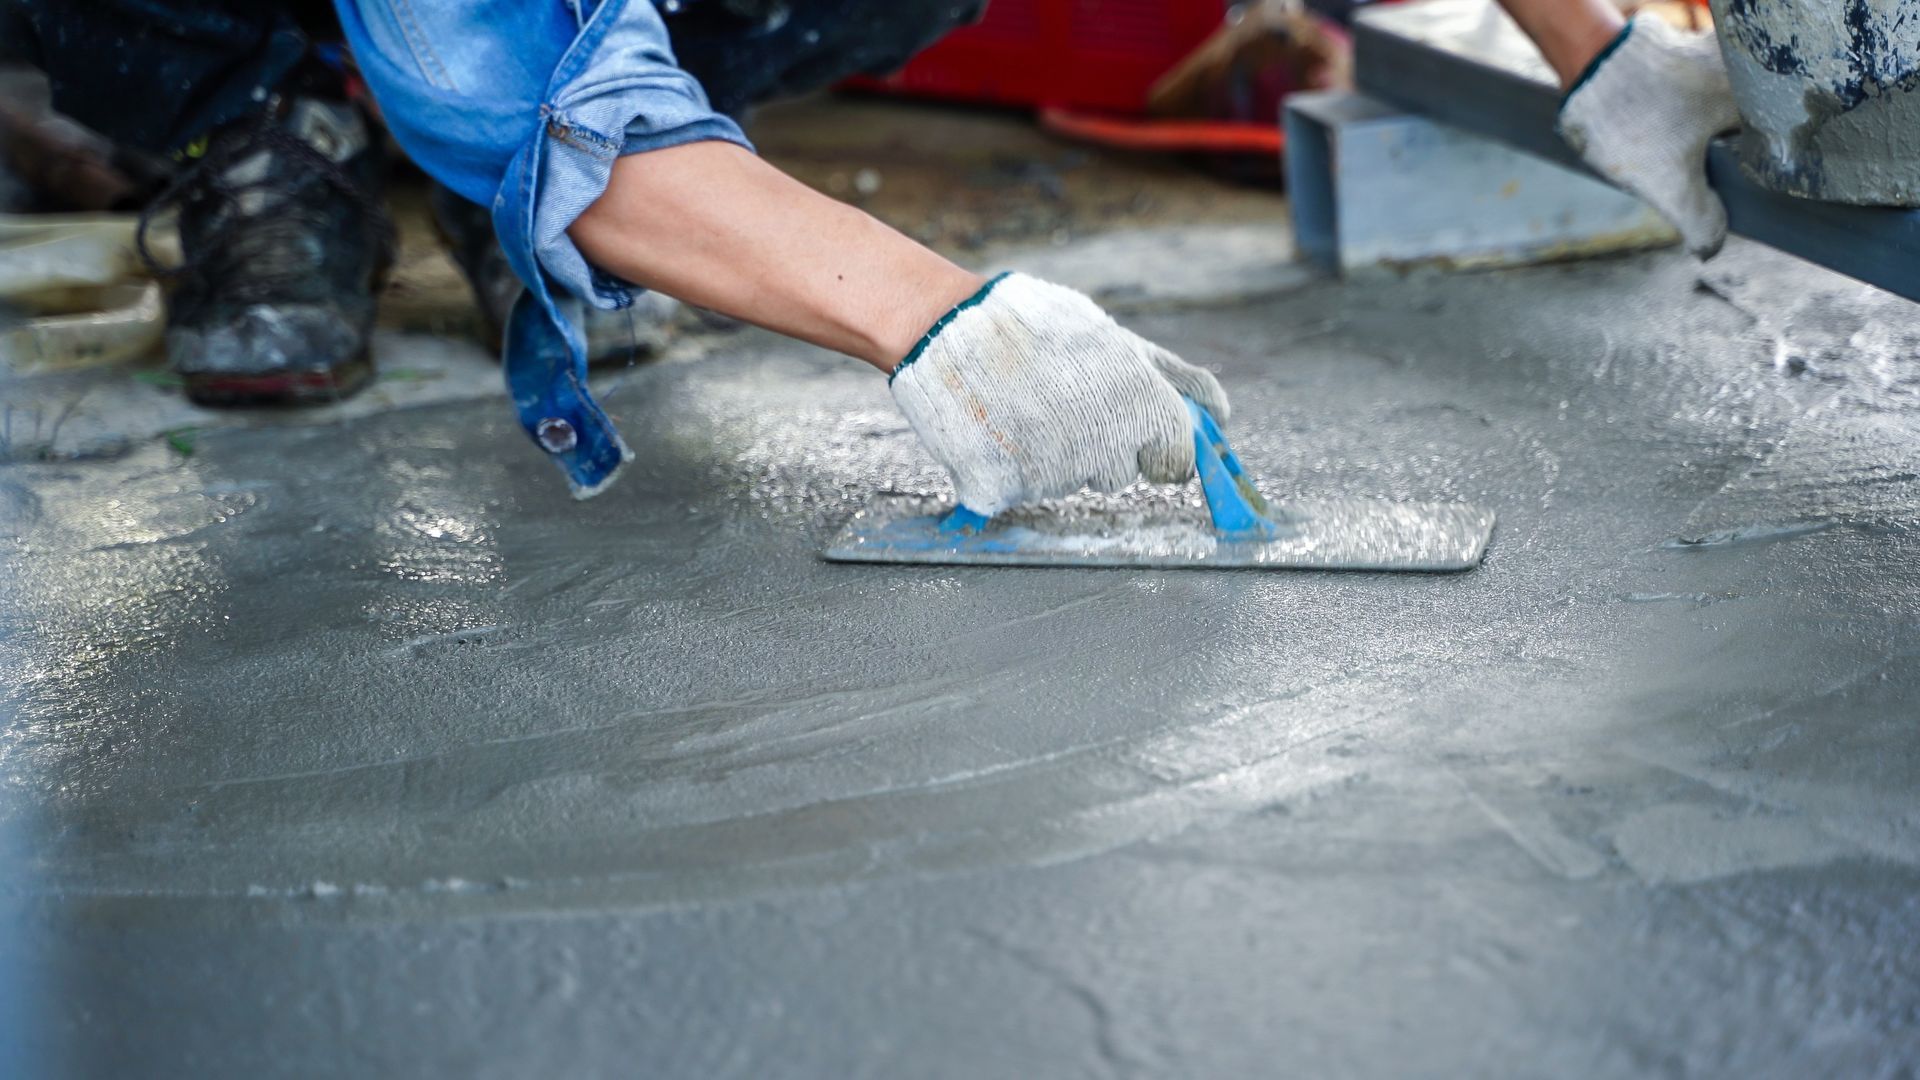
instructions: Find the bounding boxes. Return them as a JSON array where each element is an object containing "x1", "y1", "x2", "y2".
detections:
[{"x1": 823, "y1": 494, "x2": 1495, "y2": 572}]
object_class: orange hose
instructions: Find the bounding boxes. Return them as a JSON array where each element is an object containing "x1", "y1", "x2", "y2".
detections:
[{"x1": 1038, "y1": 108, "x2": 1285, "y2": 156}]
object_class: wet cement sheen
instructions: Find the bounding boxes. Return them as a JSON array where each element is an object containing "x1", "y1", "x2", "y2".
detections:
[{"x1": 2, "y1": 242, "x2": 1919, "y2": 1076}]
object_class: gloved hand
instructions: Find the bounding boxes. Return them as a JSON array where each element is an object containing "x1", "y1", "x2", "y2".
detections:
[
  {"x1": 889, "y1": 272, "x2": 1229, "y2": 515},
  {"x1": 1558, "y1": 16, "x2": 1744, "y2": 259}
]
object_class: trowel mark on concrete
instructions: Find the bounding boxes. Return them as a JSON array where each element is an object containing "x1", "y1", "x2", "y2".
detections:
[
  {"x1": 1454, "y1": 772, "x2": 1608, "y2": 880},
  {"x1": 1609, "y1": 802, "x2": 1850, "y2": 885},
  {"x1": 1609, "y1": 636, "x2": 1920, "y2": 874},
  {"x1": 388, "y1": 625, "x2": 505, "y2": 658},
  {"x1": 0, "y1": 480, "x2": 41, "y2": 533},
  {"x1": 1672, "y1": 400, "x2": 1920, "y2": 544},
  {"x1": 34, "y1": 646, "x2": 1510, "y2": 916},
  {"x1": 1663, "y1": 520, "x2": 1838, "y2": 549},
  {"x1": 965, "y1": 927, "x2": 1161, "y2": 1079}
]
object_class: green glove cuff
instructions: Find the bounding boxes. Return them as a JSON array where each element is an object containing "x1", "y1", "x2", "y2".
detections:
[
  {"x1": 1560, "y1": 19, "x2": 1636, "y2": 110},
  {"x1": 889, "y1": 271, "x2": 1011, "y2": 384}
]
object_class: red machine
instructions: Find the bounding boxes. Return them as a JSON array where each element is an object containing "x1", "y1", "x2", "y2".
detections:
[{"x1": 847, "y1": 0, "x2": 1232, "y2": 116}]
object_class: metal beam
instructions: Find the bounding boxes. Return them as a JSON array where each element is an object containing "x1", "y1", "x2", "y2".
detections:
[
  {"x1": 1285, "y1": 90, "x2": 1674, "y2": 274},
  {"x1": 1353, "y1": 0, "x2": 1920, "y2": 304}
]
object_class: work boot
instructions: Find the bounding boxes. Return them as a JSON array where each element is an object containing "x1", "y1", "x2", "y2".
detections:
[
  {"x1": 430, "y1": 181, "x2": 678, "y2": 364},
  {"x1": 144, "y1": 92, "x2": 392, "y2": 405}
]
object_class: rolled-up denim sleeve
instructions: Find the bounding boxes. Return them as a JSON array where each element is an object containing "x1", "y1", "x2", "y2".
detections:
[
  {"x1": 537, "y1": 1, "x2": 753, "y2": 309},
  {"x1": 334, "y1": 0, "x2": 752, "y2": 308},
  {"x1": 335, "y1": 0, "x2": 755, "y2": 499}
]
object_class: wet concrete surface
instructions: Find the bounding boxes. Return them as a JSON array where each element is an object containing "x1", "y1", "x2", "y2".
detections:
[{"x1": 2, "y1": 239, "x2": 1919, "y2": 1076}]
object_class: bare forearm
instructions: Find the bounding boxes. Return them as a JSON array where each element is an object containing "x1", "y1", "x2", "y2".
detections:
[
  {"x1": 569, "y1": 140, "x2": 983, "y2": 371},
  {"x1": 1497, "y1": 0, "x2": 1625, "y2": 88}
]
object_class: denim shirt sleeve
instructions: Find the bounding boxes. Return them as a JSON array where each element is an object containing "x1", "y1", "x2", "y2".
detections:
[
  {"x1": 333, "y1": 0, "x2": 753, "y2": 497},
  {"x1": 334, "y1": 0, "x2": 751, "y2": 308},
  {"x1": 535, "y1": 3, "x2": 752, "y2": 310}
]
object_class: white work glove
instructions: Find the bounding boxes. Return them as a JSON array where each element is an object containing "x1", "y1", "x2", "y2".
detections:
[
  {"x1": 889, "y1": 272, "x2": 1229, "y2": 515},
  {"x1": 1558, "y1": 16, "x2": 1744, "y2": 258}
]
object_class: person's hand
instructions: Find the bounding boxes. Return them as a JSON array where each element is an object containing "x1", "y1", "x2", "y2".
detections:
[
  {"x1": 889, "y1": 272, "x2": 1229, "y2": 515},
  {"x1": 1558, "y1": 17, "x2": 1743, "y2": 258}
]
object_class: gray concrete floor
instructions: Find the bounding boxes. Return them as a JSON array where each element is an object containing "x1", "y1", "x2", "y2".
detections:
[{"x1": 4, "y1": 147, "x2": 1920, "y2": 1073}]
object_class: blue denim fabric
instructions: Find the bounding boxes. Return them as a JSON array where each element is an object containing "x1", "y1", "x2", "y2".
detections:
[{"x1": 333, "y1": 0, "x2": 752, "y2": 496}]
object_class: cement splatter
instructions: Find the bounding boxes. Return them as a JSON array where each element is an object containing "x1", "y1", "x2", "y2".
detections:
[{"x1": 1714, "y1": 0, "x2": 1920, "y2": 204}]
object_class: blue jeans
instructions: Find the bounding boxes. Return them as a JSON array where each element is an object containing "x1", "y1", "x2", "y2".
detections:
[{"x1": 335, "y1": 0, "x2": 983, "y2": 495}]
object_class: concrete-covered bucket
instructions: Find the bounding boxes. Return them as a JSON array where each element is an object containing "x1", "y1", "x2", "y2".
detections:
[{"x1": 1710, "y1": 0, "x2": 1920, "y2": 206}]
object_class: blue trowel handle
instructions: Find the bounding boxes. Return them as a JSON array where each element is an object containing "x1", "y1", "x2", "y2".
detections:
[
  {"x1": 1186, "y1": 397, "x2": 1284, "y2": 542},
  {"x1": 938, "y1": 397, "x2": 1282, "y2": 541},
  {"x1": 939, "y1": 504, "x2": 993, "y2": 534}
]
